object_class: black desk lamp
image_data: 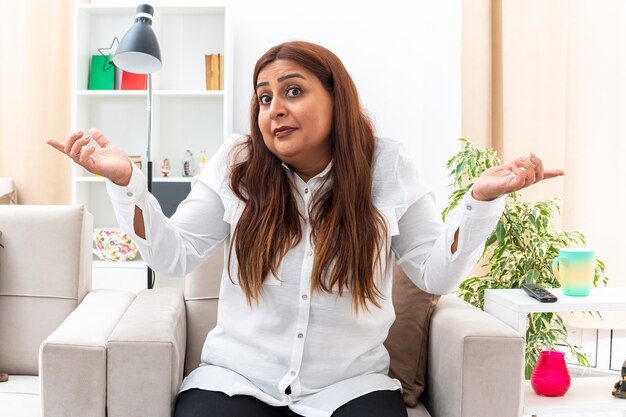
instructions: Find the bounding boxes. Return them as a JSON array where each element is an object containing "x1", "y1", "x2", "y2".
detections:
[{"x1": 113, "y1": 4, "x2": 161, "y2": 290}]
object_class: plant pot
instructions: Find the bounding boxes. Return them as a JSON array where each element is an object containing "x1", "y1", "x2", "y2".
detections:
[{"x1": 531, "y1": 350, "x2": 571, "y2": 396}]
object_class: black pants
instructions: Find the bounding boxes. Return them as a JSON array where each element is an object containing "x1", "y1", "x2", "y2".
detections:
[{"x1": 174, "y1": 388, "x2": 408, "y2": 417}]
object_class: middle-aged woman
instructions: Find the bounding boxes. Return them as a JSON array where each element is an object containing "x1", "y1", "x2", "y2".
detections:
[{"x1": 48, "y1": 41, "x2": 563, "y2": 417}]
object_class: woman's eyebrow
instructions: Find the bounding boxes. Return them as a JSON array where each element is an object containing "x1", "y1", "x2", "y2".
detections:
[
  {"x1": 277, "y1": 73, "x2": 306, "y2": 83},
  {"x1": 256, "y1": 73, "x2": 306, "y2": 90}
]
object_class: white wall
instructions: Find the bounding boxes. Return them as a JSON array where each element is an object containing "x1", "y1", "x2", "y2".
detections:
[{"x1": 93, "y1": 0, "x2": 462, "y2": 210}]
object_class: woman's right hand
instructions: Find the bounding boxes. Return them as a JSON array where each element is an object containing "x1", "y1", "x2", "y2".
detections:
[{"x1": 47, "y1": 128, "x2": 133, "y2": 186}]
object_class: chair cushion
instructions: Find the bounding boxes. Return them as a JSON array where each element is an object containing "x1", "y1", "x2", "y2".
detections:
[
  {"x1": 0, "y1": 375, "x2": 40, "y2": 417},
  {"x1": 184, "y1": 242, "x2": 223, "y2": 377},
  {"x1": 384, "y1": 263, "x2": 440, "y2": 407},
  {"x1": 406, "y1": 402, "x2": 431, "y2": 417}
]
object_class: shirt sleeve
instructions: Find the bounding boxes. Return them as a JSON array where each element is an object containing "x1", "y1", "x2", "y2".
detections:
[
  {"x1": 105, "y1": 139, "x2": 239, "y2": 277},
  {"x1": 391, "y1": 149, "x2": 506, "y2": 295}
]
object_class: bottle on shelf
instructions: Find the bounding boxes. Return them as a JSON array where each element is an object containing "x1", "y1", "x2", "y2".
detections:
[
  {"x1": 183, "y1": 150, "x2": 194, "y2": 177},
  {"x1": 199, "y1": 150, "x2": 207, "y2": 174}
]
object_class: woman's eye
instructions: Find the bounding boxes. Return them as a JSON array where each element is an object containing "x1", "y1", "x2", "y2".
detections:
[
  {"x1": 287, "y1": 87, "x2": 302, "y2": 97},
  {"x1": 259, "y1": 94, "x2": 271, "y2": 105}
]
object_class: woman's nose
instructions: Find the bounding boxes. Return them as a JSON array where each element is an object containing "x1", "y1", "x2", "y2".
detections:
[{"x1": 269, "y1": 97, "x2": 287, "y2": 119}]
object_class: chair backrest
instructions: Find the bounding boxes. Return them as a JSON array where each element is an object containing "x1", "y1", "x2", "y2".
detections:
[
  {"x1": 183, "y1": 242, "x2": 224, "y2": 376},
  {"x1": 0, "y1": 204, "x2": 92, "y2": 375}
]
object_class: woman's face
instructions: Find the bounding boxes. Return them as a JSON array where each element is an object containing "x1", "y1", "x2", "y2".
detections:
[{"x1": 256, "y1": 59, "x2": 333, "y2": 179}]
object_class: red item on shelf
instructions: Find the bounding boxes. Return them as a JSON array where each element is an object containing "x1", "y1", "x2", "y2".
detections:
[
  {"x1": 121, "y1": 71, "x2": 147, "y2": 90},
  {"x1": 530, "y1": 350, "x2": 571, "y2": 397}
]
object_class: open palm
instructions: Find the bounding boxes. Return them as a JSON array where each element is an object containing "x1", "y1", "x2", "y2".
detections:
[
  {"x1": 472, "y1": 154, "x2": 564, "y2": 201},
  {"x1": 47, "y1": 128, "x2": 133, "y2": 186}
]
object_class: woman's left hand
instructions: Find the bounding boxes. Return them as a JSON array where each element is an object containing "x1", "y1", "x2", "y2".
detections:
[{"x1": 471, "y1": 153, "x2": 565, "y2": 201}]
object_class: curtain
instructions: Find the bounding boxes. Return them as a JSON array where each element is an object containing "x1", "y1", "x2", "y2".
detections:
[
  {"x1": 462, "y1": 0, "x2": 626, "y2": 288},
  {"x1": 0, "y1": 0, "x2": 79, "y2": 204}
]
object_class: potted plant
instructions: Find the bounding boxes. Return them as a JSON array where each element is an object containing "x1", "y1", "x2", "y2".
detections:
[{"x1": 443, "y1": 138, "x2": 608, "y2": 378}]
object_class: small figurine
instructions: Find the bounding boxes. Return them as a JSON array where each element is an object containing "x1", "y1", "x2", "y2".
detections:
[
  {"x1": 613, "y1": 359, "x2": 626, "y2": 399},
  {"x1": 161, "y1": 158, "x2": 171, "y2": 177}
]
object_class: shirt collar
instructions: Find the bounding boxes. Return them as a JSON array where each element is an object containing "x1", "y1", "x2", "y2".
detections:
[{"x1": 281, "y1": 161, "x2": 333, "y2": 181}]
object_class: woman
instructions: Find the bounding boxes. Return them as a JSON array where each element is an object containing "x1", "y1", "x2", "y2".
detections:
[{"x1": 48, "y1": 41, "x2": 563, "y2": 417}]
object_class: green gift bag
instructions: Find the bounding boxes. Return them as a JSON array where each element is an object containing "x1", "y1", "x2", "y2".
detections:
[{"x1": 88, "y1": 55, "x2": 115, "y2": 90}]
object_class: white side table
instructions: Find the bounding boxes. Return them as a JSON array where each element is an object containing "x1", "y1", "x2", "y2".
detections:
[{"x1": 484, "y1": 287, "x2": 626, "y2": 416}]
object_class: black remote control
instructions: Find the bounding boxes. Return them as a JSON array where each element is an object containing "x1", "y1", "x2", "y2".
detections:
[{"x1": 521, "y1": 283, "x2": 558, "y2": 303}]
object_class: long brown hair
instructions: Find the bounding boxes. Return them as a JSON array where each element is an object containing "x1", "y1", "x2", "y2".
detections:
[{"x1": 229, "y1": 41, "x2": 388, "y2": 313}]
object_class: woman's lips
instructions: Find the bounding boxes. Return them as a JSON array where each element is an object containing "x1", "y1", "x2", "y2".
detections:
[{"x1": 275, "y1": 127, "x2": 297, "y2": 138}]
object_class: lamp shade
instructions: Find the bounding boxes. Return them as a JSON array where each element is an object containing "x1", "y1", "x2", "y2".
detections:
[{"x1": 113, "y1": 4, "x2": 161, "y2": 74}]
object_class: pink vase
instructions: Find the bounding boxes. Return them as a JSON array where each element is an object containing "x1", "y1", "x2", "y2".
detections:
[{"x1": 531, "y1": 350, "x2": 571, "y2": 396}]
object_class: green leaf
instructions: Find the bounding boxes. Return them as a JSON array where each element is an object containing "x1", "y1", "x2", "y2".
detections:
[
  {"x1": 496, "y1": 222, "x2": 505, "y2": 246},
  {"x1": 524, "y1": 269, "x2": 540, "y2": 284}
]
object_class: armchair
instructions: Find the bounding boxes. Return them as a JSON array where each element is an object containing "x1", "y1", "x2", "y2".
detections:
[
  {"x1": 0, "y1": 205, "x2": 136, "y2": 417},
  {"x1": 105, "y1": 244, "x2": 524, "y2": 417}
]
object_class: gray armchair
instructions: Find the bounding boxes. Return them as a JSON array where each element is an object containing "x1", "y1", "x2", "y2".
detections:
[
  {"x1": 0, "y1": 205, "x2": 135, "y2": 417},
  {"x1": 104, "y1": 243, "x2": 525, "y2": 417}
]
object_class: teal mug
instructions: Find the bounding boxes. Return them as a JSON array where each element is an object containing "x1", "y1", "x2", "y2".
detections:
[{"x1": 552, "y1": 248, "x2": 596, "y2": 296}]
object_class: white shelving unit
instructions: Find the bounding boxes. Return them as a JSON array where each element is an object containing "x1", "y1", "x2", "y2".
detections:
[
  {"x1": 485, "y1": 288, "x2": 626, "y2": 416},
  {"x1": 73, "y1": 4, "x2": 233, "y2": 292}
]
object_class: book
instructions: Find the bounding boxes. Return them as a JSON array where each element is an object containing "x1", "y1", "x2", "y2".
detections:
[
  {"x1": 211, "y1": 54, "x2": 219, "y2": 90},
  {"x1": 88, "y1": 55, "x2": 115, "y2": 90},
  {"x1": 121, "y1": 71, "x2": 147, "y2": 90},
  {"x1": 205, "y1": 54, "x2": 213, "y2": 90},
  {"x1": 219, "y1": 53, "x2": 224, "y2": 90},
  {"x1": 205, "y1": 53, "x2": 224, "y2": 90}
]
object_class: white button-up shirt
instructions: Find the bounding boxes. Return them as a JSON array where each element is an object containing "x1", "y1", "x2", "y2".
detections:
[{"x1": 107, "y1": 134, "x2": 505, "y2": 416}]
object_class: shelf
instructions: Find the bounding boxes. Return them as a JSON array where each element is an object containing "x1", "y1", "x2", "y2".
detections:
[
  {"x1": 485, "y1": 287, "x2": 626, "y2": 339},
  {"x1": 93, "y1": 259, "x2": 146, "y2": 269},
  {"x1": 155, "y1": 90, "x2": 224, "y2": 97},
  {"x1": 76, "y1": 176, "x2": 106, "y2": 182},
  {"x1": 523, "y1": 376, "x2": 626, "y2": 414},
  {"x1": 76, "y1": 175, "x2": 194, "y2": 183},
  {"x1": 77, "y1": 4, "x2": 225, "y2": 16},
  {"x1": 486, "y1": 288, "x2": 626, "y2": 314},
  {"x1": 76, "y1": 90, "x2": 224, "y2": 98},
  {"x1": 152, "y1": 177, "x2": 194, "y2": 183}
]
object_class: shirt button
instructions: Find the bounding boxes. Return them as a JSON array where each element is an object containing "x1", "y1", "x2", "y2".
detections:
[
  {"x1": 126, "y1": 191, "x2": 134, "y2": 197},
  {"x1": 301, "y1": 294, "x2": 308, "y2": 300},
  {"x1": 307, "y1": 250, "x2": 313, "y2": 256},
  {"x1": 290, "y1": 370, "x2": 296, "y2": 376},
  {"x1": 304, "y1": 188, "x2": 309, "y2": 194},
  {"x1": 297, "y1": 332, "x2": 304, "y2": 338},
  {"x1": 466, "y1": 205, "x2": 472, "y2": 211}
]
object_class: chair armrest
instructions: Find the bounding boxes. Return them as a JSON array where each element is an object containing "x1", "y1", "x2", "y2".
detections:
[
  {"x1": 40, "y1": 289, "x2": 136, "y2": 417},
  {"x1": 423, "y1": 294, "x2": 524, "y2": 417},
  {"x1": 106, "y1": 287, "x2": 186, "y2": 417}
]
